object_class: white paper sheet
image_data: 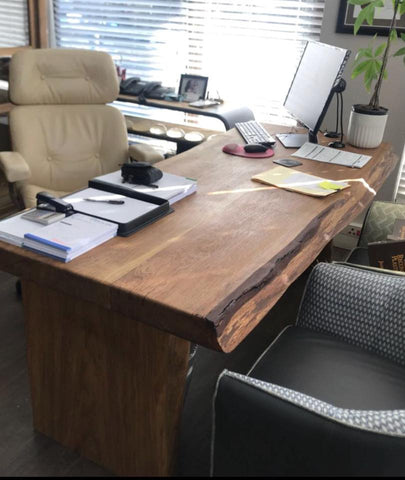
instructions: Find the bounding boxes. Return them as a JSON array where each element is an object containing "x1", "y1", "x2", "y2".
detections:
[{"x1": 292, "y1": 142, "x2": 372, "y2": 168}]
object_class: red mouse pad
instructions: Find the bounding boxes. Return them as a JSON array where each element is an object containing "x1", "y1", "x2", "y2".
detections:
[{"x1": 222, "y1": 143, "x2": 274, "y2": 158}]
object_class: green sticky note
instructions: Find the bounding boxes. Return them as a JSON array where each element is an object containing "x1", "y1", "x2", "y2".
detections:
[{"x1": 319, "y1": 181, "x2": 345, "y2": 191}]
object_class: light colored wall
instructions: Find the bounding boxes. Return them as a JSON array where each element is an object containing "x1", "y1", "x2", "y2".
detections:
[{"x1": 320, "y1": 0, "x2": 405, "y2": 201}]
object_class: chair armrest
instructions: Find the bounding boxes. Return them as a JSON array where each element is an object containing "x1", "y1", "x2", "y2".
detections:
[
  {"x1": 0, "y1": 151, "x2": 30, "y2": 182},
  {"x1": 128, "y1": 144, "x2": 164, "y2": 165},
  {"x1": 212, "y1": 370, "x2": 405, "y2": 476},
  {"x1": 297, "y1": 263, "x2": 405, "y2": 365}
]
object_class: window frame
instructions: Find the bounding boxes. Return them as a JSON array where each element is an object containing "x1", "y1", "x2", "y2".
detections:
[{"x1": 0, "y1": 0, "x2": 49, "y2": 114}]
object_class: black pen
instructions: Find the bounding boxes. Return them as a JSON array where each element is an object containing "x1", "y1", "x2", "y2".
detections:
[{"x1": 84, "y1": 198, "x2": 125, "y2": 205}]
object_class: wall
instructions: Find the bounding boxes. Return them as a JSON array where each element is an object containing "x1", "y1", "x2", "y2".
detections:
[{"x1": 320, "y1": 0, "x2": 405, "y2": 201}]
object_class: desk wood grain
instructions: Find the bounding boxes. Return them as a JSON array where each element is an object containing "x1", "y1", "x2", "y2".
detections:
[
  {"x1": 0, "y1": 124, "x2": 397, "y2": 475},
  {"x1": 0, "y1": 125, "x2": 397, "y2": 353}
]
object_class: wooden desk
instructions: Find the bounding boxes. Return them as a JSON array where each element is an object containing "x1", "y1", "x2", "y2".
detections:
[
  {"x1": 0, "y1": 125, "x2": 397, "y2": 475},
  {"x1": 118, "y1": 93, "x2": 255, "y2": 130}
]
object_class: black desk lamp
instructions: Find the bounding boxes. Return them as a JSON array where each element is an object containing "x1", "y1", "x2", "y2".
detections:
[{"x1": 324, "y1": 79, "x2": 346, "y2": 149}]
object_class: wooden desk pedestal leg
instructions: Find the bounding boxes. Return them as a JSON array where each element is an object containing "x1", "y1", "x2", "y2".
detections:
[{"x1": 22, "y1": 279, "x2": 190, "y2": 476}]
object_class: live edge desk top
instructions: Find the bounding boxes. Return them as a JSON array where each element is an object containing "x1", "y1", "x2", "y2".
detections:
[{"x1": 0, "y1": 125, "x2": 397, "y2": 353}]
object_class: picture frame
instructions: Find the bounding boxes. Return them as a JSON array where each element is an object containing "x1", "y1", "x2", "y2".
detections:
[
  {"x1": 336, "y1": 0, "x2": 405, "y2": 36},
  {"x1": 178, "y1": 74, "x2": 208, "y2": 102}
]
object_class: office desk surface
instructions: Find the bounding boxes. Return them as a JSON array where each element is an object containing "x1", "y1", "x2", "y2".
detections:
[{"x1": 0, "y1": 126, "x2": 397, "y2": 353}]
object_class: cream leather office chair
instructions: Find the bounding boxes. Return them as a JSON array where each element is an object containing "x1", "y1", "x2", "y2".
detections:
[{"x1": 0, "y1": 48, "x2": 163, "y2": 208}]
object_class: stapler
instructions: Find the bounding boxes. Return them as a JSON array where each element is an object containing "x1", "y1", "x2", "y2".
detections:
[{"x1": 36, "y1": 191, "x2": 74, "y2": 216}]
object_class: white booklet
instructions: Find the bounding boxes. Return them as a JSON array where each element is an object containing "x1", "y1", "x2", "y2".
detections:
[
  {"x1": 63, "y1": 188, "x2": 158, "y2": 223},
  {"x1": 89, "y1": 170, "x2": 197, "y2": 205},
  {"x1": 0, "y1": 210, "x2": 48, "y2": 247},
  {"x1": 292, "y1": 142, "x2": 372, "y2": 168},
  {"x1": 23, "y1": 213, "x2": 118, "y2": 262}
]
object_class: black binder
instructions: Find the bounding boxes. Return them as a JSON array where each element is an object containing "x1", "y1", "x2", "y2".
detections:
[{"x1": 63, "y1": 186, "x2": 172, "y2": 237}]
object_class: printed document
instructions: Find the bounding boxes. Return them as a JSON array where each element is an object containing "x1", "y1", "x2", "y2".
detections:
[{"x1": 292, "y1": 142, "x2": 372, "y2": 168}]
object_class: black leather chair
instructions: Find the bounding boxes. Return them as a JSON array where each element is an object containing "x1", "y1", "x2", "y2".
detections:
[
  {"x1": 211, "y1": 262, "x2": 405, "y2": 476},
  {"x1": 346, "y1": 200, "x2": 405, "y2": 266}
]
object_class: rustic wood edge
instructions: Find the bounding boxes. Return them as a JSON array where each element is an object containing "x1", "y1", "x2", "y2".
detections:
[
  {"x1": 0, "y1": 145, "x2": 398, "y2": 354},
  {"x1": 214, "y1": 146, "x2": 398, "y2": 352}
]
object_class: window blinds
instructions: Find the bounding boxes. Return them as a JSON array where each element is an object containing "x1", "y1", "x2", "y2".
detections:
[
  {"x1": 0, "y1": 0, "x2": 30, "y2": 48},
  {"x1": 395, "y1": 155, "x2": 405, "y2": 202},
  {"x1": 53, "y1": 0, "x2": 325, "y2": 124}
]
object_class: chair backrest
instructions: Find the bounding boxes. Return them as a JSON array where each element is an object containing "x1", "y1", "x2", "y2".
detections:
[
  {"x1": 297, "y1": 263, "x2": 405, "y2": 366},
  {"x1": 8, "y1": 49, "x2": 129, "y2": 192}
]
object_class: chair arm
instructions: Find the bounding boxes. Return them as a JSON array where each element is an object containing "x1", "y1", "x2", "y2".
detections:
[
  {"x1": 297, "y1": 262, "x2": 405, "y2": 366},
  {"x1": 211, "y1": 370, "x2": 405, "y2": 476},
  {"x1": 0, "y1": 151, "x2": 31, "y2": 183},
  {"x1": 128, "y1": 144, "x2": 164, "y2": 165}
]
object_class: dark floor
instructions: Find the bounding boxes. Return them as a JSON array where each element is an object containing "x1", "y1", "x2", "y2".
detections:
[{"x1": 0, "y1": 249, "x2": 347, "y2": 476}]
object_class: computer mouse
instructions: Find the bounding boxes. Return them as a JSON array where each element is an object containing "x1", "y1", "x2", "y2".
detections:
[{"x1": 244, "y1": 143, "x2": 268, "y2": 153}]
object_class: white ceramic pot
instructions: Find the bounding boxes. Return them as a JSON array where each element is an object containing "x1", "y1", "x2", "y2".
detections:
[{"x1": 347, "y1": 105, "x2": 388, "y2": 149}]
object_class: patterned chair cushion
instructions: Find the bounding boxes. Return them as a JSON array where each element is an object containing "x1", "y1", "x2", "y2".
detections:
[
  {"x1": 297, "y1": 263, "x2": 405, "y2": 366},
  {"x1": 358, "y1": 201, "x2": 405, "y2": 247}
]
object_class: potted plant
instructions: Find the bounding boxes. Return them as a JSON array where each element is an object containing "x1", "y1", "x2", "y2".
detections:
[{"x1": 347, "y1": 0, "x2": 405, "y2": 148}]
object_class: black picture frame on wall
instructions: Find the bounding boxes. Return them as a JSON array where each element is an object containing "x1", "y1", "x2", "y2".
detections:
[{"x1": 336, "y1": 0, "x2": 405, "y2": 36}]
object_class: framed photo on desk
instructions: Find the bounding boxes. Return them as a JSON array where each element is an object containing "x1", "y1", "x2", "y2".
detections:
[
  {"x1": 336, "y1": 0, "x2": 405, "y2": 36},
  {"x1": 178, "y1": 74, "x2": 208, "y2": 102}
]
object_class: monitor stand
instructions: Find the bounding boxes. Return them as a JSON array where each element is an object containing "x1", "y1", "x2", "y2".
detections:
[{"x1": 276, "y1": 130, "x2": 318, "y2": 148}]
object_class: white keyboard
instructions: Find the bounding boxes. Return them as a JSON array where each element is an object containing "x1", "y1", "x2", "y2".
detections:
[{"x1": 235, "y1": 121, "x2": 276, "y2": 146}]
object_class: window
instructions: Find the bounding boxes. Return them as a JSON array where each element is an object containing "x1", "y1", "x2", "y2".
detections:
[
  {"x1": 53, "y1": 0, "x2": 325, "y2": 126},
  {"x1": 395, "y1": 150, "x2": 405, "y2": 203},
  {"x1": 0, "y1": 0, "x2": 30, "y2": 48}
]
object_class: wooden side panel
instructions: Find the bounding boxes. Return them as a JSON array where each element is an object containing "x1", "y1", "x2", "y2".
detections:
[{"x1": 22, "y1": 279, "x2": 190, "y2": 476}]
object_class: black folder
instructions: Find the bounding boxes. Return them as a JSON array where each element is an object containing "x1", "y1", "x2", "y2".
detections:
[{"x1": 64, "y1": 186, "x2": 172, "y2": 237}]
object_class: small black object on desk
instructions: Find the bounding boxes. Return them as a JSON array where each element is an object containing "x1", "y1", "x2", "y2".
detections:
[
  {"x1": 244, "y1": 143, "x2": 268, "y2": 153},
  {"x1": 121, "y1": 161, "x2": 163, "y2": 186},
  {"x1": 36, "y1": 191, "x2": 74, "y2": 216}
]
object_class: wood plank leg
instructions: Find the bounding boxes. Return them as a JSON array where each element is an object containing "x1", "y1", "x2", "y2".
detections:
[{"x1": 21, "y1": 279, "x2": 190, "y2": 476}]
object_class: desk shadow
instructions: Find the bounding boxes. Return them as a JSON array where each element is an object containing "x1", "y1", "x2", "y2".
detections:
[{"x1": 177, "y1": 269, "x2": 310, "y2": 476}]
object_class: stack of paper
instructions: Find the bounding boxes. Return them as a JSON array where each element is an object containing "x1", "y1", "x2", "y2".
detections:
[
  {"x1": 89, "y1": 170, "x2": 197, "y2": 205},
  {"x1": 23, "y1": 213, "x2": 118, "y2": 262},
  {"x1": 252, "y1": 165, "x2": 349, "y2": 197},
  {"x1": 0, "y1": 210, "x2": 48, "y2": 247}
]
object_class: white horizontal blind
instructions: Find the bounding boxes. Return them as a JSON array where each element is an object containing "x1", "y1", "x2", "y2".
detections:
[
  {"x1": 0, "y1": 0, "x2": 30, "y2": 48},
  {"x1": 395, "y1": 151, "x2": 405, "y2": 202},
  {"x1": 53, "y1": 0, "x2": 325, "y2": 125}
]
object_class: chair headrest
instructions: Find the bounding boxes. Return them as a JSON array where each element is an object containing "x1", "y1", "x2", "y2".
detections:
[{"x1": 9, "y1": 48, "x2": 119, "y2": 105}]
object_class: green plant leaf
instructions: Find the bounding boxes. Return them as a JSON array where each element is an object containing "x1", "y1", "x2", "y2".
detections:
[
  {"x1": 401, "y1": 33, "x2": 405, "y2": 42},
  {"x1": 354, "y1": 6, "x2": 370, "y2": 34},
  {"x1": 400, "y1": 2, "x2": 405, "y2": 15},
  {"x1": 354, "y1": 47, "x2": 373, "y2": 62},
  {"x1": 390, "y1": 29, "x2": 398, "y2": 42},
  {"x1": 364, "y1": 66, "x2": 375, "y2": 91},
  {"x1": 366, "y1": 4, "x2": 375, "y2": 24},
  {"x1": 351, "y1": 59, "x2": 373, "y2": 78},
  {"x1": 394, "y1": 46, "x2": 405, "y2": 55},
  {"x1": 374, "y1": 42, "x2": 387, "y2": 56},
  {"x1": 360, "y1": 60, "x2": 379, "y2": 91},
  {"x1": 348, "y1": 0, "x2": 371, "y2": 5},
  {"x1": 371, "y1": 0, "x2": 384, "y2": 8}
]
